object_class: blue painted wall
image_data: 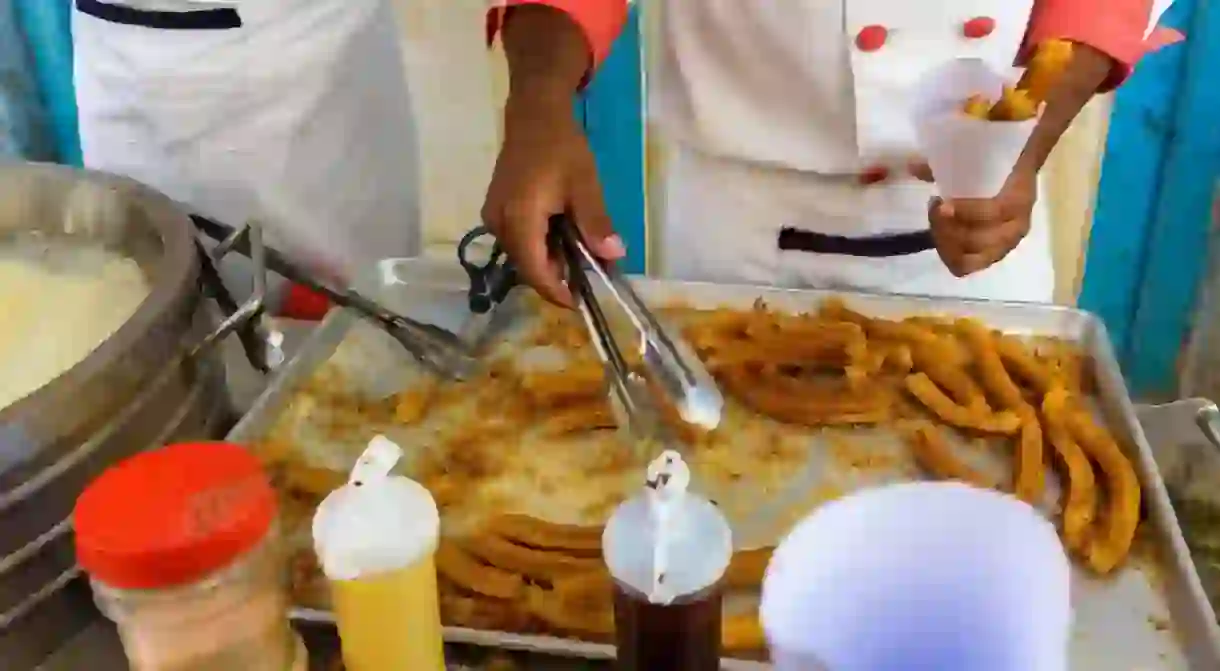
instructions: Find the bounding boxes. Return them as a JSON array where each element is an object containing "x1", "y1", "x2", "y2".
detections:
[
  {"x1": 13, "y1": 0, "x2": 80, "y2": 165},
  {"x1": 1082, "y1": 0, "x2": 1220, "y2": 396},
  {"x1": 580, "y1": 3, "x2": 646, "y2": 274}
]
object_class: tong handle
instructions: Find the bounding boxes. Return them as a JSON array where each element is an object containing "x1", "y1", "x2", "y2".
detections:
[{"x1": 457, "y1": 226, "x2": 518, "y2": 314}]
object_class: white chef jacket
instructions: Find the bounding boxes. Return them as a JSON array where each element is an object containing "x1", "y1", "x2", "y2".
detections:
[
  {"x1": 493, "y1": 0, "x2": 1172, "y2": 303},
  {"x1": 649, "y1": 0, "x2": 1051, "y2": 301},
  {"x1": 72, "y1": 0, "x2": 421, "y2": 285}
]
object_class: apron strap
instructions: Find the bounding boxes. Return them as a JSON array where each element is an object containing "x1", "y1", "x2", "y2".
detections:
[
  {"x1": 75, "y1": 0, "x2": 242, "y2": 30},
  {"x1": 778, "y1": 227, "x2": 934, "y2": 257}
]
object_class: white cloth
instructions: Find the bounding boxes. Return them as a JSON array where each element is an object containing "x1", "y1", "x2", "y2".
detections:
[
  {"x1": 72, "y1": 0, "x2": 421, "y2": 284},
  {"x1": 651, "y1": 0, "x2": 1054, "y2": 302},
  {"x1": 658, "y1": 144, "x2": 1054, "y2": 302}
]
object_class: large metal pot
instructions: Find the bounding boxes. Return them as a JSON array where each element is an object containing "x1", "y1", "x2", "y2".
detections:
[{"x1": 0, "y1": 163, "x2": 236, "y2": 668}]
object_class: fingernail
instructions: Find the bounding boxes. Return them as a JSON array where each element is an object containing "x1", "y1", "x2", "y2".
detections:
[{"x1": 601, "y1": 235, "x2": 627, "y2": 258}]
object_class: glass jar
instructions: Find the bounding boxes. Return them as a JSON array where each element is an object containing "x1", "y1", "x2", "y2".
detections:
[{"x1": 74, "y1": 442, "x2": 304, "y2": 671}]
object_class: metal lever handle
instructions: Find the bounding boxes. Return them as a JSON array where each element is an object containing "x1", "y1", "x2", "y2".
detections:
[
  {"x1": 193, "y1": 221, "x2": 284, "y2": 372},
  {"x1": 191, "y1": 214, "x2": 472, "y2": 378}
]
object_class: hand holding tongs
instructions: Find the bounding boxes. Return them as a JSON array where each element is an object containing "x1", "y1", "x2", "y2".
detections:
[
  {"x1": 191, "y1": 215, "x2": 478, "y2": 380},
  {"x1": 547, "y1": 215, "x2": 724, "y2": 444}
]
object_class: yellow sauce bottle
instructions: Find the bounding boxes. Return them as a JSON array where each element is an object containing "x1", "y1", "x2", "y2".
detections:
[{"x1": 312, "y1": 436, "x2": 445, "y2": 671}]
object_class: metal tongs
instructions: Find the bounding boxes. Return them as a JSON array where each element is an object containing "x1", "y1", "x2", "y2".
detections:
[
  {"x1": 547, "y1": 215, "x2": 723, "y2": 443},
  {"x1": 191, "y1": 215, "x2": 478, "y2": 380}
]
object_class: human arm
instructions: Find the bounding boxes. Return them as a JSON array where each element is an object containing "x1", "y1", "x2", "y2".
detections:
[
  {"x1": 929, "y1": 0, "x2": 1172, "y2": 277},
  {"x1": 481, "y1": 1, "x2": 629, "y2": 306},
  {"x1": 1013, "y1": 0, "x2": 1164, "y2": 175}
]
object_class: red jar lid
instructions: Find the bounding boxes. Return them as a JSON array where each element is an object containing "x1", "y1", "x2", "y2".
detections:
[{"x1": 74, "y1": 442, "x2": 277, "y2": 590}]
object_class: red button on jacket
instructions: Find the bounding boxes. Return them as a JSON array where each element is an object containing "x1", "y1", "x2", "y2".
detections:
[
  {"x1": 855, "y1": 25, "x2": 889, "y2": 52},
  {"x1": 858, "y1": 165, "x2": 891, "y2": 186},
  {"x1": 963, "y1": 17, "x2": 996, "y2": 39}
]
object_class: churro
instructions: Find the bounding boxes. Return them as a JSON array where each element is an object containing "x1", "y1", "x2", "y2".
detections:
[
  {"x1": 904, "y1": 373, "x2": 1020, "y2": 434},
  {"x1": 956, "y1": 318, "x2": 1028, "y2": 411},
  {"x1": 525, "y1": 584, "x2": 614, "y2": 639},
  {"x1": 724, "y1": 546, "x2": 774, "y2": 589},
  {"x1": 461, "y1": 535, "x2": 602, "y2": 582},
  {"x1": 537, "y1": 403, "x2": 617, "y2": 437},
  {"x1": 435, "y1": 541, "x2": 524, "y2": 600},
  {"x1": 1041, "y1": 388, "x2": 1099, "y2": 551},
  {"x1": 1012, "y1": 410, "x2": 1047, "y2": 505},
  {"x1": 720, "y1": 366, "x2": 892, "y2": 426},
  {"x1": 486, "y1": 514, "x2": 604, "y2": 556},
  {"x1": 994, "y1": 333, "x2": 1058, "y2": 395},
  {"x1": 1061, "y1": 393, "x2": 1141, "y2": 573},
  {"x1": 1019, "y1": 39, "x2": 1074, "y2": 104},
  {"x1": 910, "y1": 339, "x2": 990, "y2": 411},
  {"x1": 722, "y1": 612, "x2": 767, "y2": 652},
  {"x1": 904, "y1": 422, "x2": 994, "y2": 489}
]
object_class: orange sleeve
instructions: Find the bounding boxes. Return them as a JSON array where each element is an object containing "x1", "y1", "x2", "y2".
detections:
[
  {"x1": 1025, "y1": 0, "x2": 1182, "y2": 91},
  {"x1": 487, "y1": 0, "x2": 629, "y2": 69}
]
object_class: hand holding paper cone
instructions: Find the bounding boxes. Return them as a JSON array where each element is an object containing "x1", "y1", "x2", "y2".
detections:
[{"x1": 911, "y1": 43, "x2": 1073, "y2": 278}]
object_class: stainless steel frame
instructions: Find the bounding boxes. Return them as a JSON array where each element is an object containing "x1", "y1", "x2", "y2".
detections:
[{"x1": 231, "y1": 257, "x2": 1220, "y2": 669}]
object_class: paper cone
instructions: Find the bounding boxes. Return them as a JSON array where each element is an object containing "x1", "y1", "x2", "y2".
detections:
[
  {"x1": 912, "y1": 58, "x2": 1037, "y2": 199},
  {"x1": 760, "y1": 482, "x2": 1071, "y2": 671}
]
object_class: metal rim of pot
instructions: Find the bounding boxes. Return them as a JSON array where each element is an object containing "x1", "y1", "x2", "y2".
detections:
[{"x1": 0, "y1": 163, "x2": 198, "y2": 428}]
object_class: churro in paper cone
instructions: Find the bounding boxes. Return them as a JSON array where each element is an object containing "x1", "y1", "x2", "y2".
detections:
[{"x1": 912, "y1": 58, "x2": 1037, "y2": 199}]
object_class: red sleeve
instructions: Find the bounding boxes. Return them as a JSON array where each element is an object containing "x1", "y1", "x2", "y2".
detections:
[
  {"x1": 486, "y1": 0, "x2": 629, "y2": 69},
  {"x1": 1025, "y1": 0, "x2": 1176, "y2": 91}
]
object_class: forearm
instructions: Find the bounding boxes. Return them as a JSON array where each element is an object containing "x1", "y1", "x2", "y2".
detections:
[
  {"x1": 502, "y1": 6, "x2": 590, "y2": 103},
  {"x1": 1015, "y1": 43, "x2": 1113, "y2": 174}
]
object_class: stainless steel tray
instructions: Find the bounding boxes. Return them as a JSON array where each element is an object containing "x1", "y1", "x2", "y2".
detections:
[
  {"x1": 1137, "y1": 399, "x2": 1220, "y2": 614},
  {"x1": 230, "y1": 258, "x2": 1220, "y2": 669}
]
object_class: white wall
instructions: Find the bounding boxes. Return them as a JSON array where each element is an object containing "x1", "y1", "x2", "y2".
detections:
[{"x1": 391, "y1": 0, "x2": 507, "y2": 255}]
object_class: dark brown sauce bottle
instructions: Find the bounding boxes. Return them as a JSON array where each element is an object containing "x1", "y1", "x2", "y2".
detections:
[{"x1": 611, "y1": 577, "x2": 724, "y2": 671}]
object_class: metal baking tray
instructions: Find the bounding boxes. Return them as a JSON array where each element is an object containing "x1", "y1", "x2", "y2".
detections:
[
  {"x1": 230, "y1": 258, "x2": 1220, "y2": 669},
  {"x1": 1137, "y1": 399, "x2": 1220, "y2": 615}
]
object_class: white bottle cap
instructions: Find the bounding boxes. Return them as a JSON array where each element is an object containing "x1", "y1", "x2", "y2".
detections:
[
  {"x1": 761, "y1": 482, "x2": 1071, "y2": 671},
  {"x1": 603, "y1": 451, "x2": 732, "y2": 603},
  {"x1": 312, "y1": 436, "x2": 439, "y2": 581}
]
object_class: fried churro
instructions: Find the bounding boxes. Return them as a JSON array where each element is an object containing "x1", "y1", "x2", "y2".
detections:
[
  {"x1": 1041, "y1": 388, "x2": 1099, "y2": 551},
  {"x1": 1013, "y1": 411, "x2": 1046, "y2": 505},
  {"x1": 904, "y1": 373, "x2": 1020, "y2": 434},
  {"x1": 435, "y1": 541, "x2": 524, "y2": 600},
  {"x1": 720, "y1": 366, "x2": 892, "y2": 426},
  {"x1": 818, "y1": 299, "x2": 939, "y2": 346},
  {"x1": 986, "y1": 86, "x2": 1039, "y2": 122},
  {"x1": 722, "y1": 612, "x2": 767, "y2": 652},
  {"x1": 461, "y1": 535, "x2": 601, "y2": 582},
  {"x1": 537, "y1": 403, "x2": 617, "y2": 437},
  {"x1": 956, "y1": 318, "x2": 1027, "y2": 411},
  {"x1": 963, "y1": 40, "x2": 1072, "y2": 122},
  {"x1": 439, "y1": 589, "x2": 533, "y2": 632},
  {"x1": 1019, "y1": 39, "x2": 1074, "y2": 104},
  {"x1": 518, "y1": 363, "x2": 605, "y2": 407},
  {"x1": 486, "y1": 514, "x2": 603, "y2": 555},
  {"x1": 525, "y1": 585, "x2": 614, "y2": 639},
  {"x1": 910, "y1": 339, "x2": 990, "y2": 411},
  {"x1": 724, "y1": 546, "x2": 774, "y2": 589},
  {"x1": 903, "y1": 422, "x2": 994, "y2": 489},
  {"x1": 1061, "y1": 394, "x2": 1141, "y2": 574},
  {"x1": 994, "y1": 333, "x2": 1058, "y2": 395}
]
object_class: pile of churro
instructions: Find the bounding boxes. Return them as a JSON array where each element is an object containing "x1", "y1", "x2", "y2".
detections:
[
  {"x1": 267, "y1": 290, "x2": 1143, "y2": 653},
  {"x1": 963, "y1": 39, "x2": 1073, "y2": 121}
]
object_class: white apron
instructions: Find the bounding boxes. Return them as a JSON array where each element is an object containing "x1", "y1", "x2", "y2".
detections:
[
  {"x1": 651, "y1": 0, "x2": 1054, "y2": 302},
  {"x1": 72, "y1": 0, "x2": 421, "y2": 284}
]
